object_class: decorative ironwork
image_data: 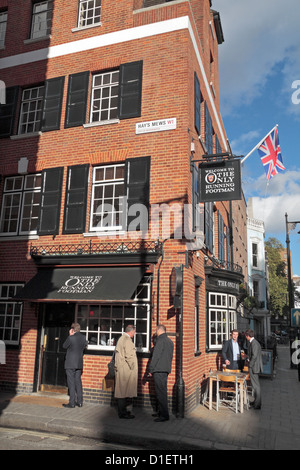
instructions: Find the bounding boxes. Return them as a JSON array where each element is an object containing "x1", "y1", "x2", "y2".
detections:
[
  {"x1": 30, "y1": 240, "x2": 163, "y2": 257},
  {"x1": 204, "y1": 255, "x2": 243, "y2": 274}
]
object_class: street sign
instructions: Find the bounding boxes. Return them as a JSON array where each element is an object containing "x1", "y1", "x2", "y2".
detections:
[{"x1": 291, "y1": 308, "x2": 300, "y2": 327}]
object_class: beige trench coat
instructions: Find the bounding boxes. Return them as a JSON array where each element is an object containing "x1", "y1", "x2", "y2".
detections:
[{"x1": 114, "y1": 333, "x2": 138, "y2": 399}]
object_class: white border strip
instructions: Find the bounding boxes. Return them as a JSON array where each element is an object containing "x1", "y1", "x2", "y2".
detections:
[{"x1": 0, "y1": 15, "x2": 227, "y2": 150}]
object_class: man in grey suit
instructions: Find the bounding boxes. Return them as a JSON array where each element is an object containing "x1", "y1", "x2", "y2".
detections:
[
  {"x1": 245, "y1": 329, "x2": 263, "y2": 410},
  {"x1": 63, "y1": 323, "x2": 87, "y2": 408}
]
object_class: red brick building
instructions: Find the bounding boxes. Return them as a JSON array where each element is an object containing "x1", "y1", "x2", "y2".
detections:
[{"x1": 0, "y1": 0, "x2": 246, "y2": 414}]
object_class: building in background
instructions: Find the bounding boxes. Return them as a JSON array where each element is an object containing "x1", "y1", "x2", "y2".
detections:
[
  {"x1": 0, "y1": 0, "x2": 247, "y2": 413},
  {"x1": 247, "y1": 198, "x2": 270, "y2": 345}
]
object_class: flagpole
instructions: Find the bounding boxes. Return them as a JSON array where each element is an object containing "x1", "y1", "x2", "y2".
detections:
[{"x1": 241, "y1": 124, "x2": 278, "y2": 164}]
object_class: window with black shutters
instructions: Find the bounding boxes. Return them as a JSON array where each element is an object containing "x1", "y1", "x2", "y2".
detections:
[
  {"x1": 194, "y1": 72, "x2": 201, "y2": 135},
  {"x1": 119, "y1": 61, "x2": 143, "y2": 120},
  {"x1": 89, "y1": 156, "x2": 150, "y2": 233},
  {"x1": 218, "y1": 211, "x2": 225, "y2": 263},
  {"x1": 205, "y1": 102, "x2": 213, "y2": 154},
  {"x1": 125, "y1": 156, "x2": 150, "y2": 231},
  {"x1": 41, "y1": 76, "x2": 65, "y2": 132},
  {"x1": 38, "y1": 167, "x2": 64, "y2": 236},
  {"x1": 65, "y1": 71, "x2": 90, "y2": 128},
  {"x1": 63, "y1": 164, "x2": 90, "y2": 234},
  {"x1": 0, "y1": 86, "x2": 19, "y2": 138},
  {"x1": 205, "y1": 201, "x2": 214, "y2": 253}
]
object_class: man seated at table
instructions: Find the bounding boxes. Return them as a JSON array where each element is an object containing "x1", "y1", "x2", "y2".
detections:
[{"x1": 222, "y1": 329, "x2": 242, "y2": 371}]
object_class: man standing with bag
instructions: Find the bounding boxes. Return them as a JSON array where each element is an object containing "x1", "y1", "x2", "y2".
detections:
[
  {"x1": 245, "y1": 329, "x2": 263, "y2": 410},
  {"x1": 149, "y1": 325, "x2": 174, "y2": 422},
  {"x1": 63, "y1": 323, "x2": 87, "y2": 408}
]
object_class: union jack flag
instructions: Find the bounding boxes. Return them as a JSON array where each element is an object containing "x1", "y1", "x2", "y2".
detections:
[{"x1": 257, "y1": 127, "x2": 285, "y2": 181}]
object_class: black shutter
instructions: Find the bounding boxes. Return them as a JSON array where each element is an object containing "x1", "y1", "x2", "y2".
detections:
[
  {"x1": 41, "y1": 76, "x2": 65, "y2": 132},
  {"x1": 119, "y1": 61, "x2": 143, "y2": 120},
  {"x1": 65, "y1": 71, "x2": 89, "y2": 128},
  {"x1": 0, "y1": 86, "x2": 19, "y2": 138},
  {"x1": 63, "y1": 164, "x2": 89, "y2": 234},
  {"x1": 194, "y1": 72, "x2": 200, "y2": 135},
  {"x1": 38, "y1": 167, "x2": 64, "y2": 236},
  {"x1": 125, "y1": 156, "x2": 150, "y2": 230}
]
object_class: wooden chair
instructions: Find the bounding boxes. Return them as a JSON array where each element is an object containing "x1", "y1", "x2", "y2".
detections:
[
  {"x1": 242, "y1": 365, "x2": 252, "y2": 408},
  {"x1": 216, "y1": 374, "x2": 239, "y2": 413}
]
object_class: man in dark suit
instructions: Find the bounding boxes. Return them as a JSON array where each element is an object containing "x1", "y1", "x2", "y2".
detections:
[
  {"x1": 63, "y1": 322, "x2": 87, "y2": 408},
  {"x1": 245, "y1": 329, "x2": 263, "y2": 410},
  {"x1": 222, "y1": 329, "x2": 242, "y2": 370},
  {"x1": 149, "y1": 325, "x2": 174, "y2": 422}
]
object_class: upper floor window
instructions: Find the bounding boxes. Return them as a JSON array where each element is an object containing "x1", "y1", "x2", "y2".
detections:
[
  {"x1": 205, "y1": 102, "x2": 213, "y2": 154},
  {"x1": 90, "y1": 164, "x2": 125, "y2": 232},
  {"x1": 252, "y1": 242, "x2": 258, "y2": 268},
  {"x1": 18, "y1": 86, "x2": 44, "y2": 135},
  {"x1": 90, "y1": 70, "x2": 119, "y2": 124},
  {"x1": 0, "y1": 174, "x2": 41, "y2": 236},
  {"x1": 31, "y1": 1, "x2": 53, "y2": 39},
  {"x1": 78, "y1": 0, "x2": 101, "y2": 28},
  {"x1": 0, "y1": 11, "x2": 8, "y2": 48},
  {"x1": 205, "y1": 201, "x2": 214, "y2": 253}
]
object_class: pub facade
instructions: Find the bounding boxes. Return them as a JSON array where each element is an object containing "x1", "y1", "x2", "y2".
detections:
[{"x1": 0, "y1": 0, "x2": 247, "y2": 413}]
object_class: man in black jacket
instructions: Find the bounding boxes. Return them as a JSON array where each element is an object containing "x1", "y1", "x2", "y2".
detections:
[
  {"x1": 63, "y1": 323, "x2": 87, "y2": 408},
  {"x1": 149, "y1": 325, "x2": 174, "y2": 422}
]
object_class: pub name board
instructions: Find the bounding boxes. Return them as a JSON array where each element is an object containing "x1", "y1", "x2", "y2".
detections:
[{"x1": 199, "y1": 159, "x2": 242, "y2": 202}]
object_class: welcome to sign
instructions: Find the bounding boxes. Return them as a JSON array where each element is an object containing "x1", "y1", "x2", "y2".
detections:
[{"x1": 199, "y1": 159, "x2": 242, "y2": 202}]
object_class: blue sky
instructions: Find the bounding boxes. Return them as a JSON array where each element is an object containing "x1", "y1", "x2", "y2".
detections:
[{"x1": 213, "y1": 0, "x2": 300, "y2": 275}]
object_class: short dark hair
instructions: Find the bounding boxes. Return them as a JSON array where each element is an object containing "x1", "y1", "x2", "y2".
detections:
[
  {"x1": 125, "y1": 324, "x2": 136, "y2": 333},
  {"x1": 245, "y1": 329, "x2": 254, "y2": 338}
]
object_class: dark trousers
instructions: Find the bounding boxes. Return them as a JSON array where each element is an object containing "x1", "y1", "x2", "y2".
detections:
[
  {"x1": 153, "y1": 372, "x2": 169, "y2": 419},
  {"x1": 65, "y1": 368, "x2": 83, "y2": 406},
  {"x1": 118, "y1": 398, "x2": 129, "y2": 417},
  {"x1": 249, "y1": 369, "x2": 261, "y2": 408}
]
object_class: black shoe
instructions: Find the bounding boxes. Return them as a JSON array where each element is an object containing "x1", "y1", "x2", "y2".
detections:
[
  {"x1": 152, "y1": 413, "x2": 159, "y2": 417},
  {"x1": 119, "y1": 414, "x2": 135, "y2": 419},
  {"x1": 154, "y1": 417, "x2": 169, "y2": 422},
  {"x1": 75, "y1": 403, "x2": 83, "y2": 407},
  {"x1": 63, "y1": 403, "x2": 75, "y2": 408}
]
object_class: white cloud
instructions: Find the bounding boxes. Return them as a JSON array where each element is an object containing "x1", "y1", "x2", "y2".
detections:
[
  {"x1": 212, "y1": 0, "x2": 300, "y2": 116},
  {"x1": 246, "y1": 169, "x2": 300, "y2": 232}
]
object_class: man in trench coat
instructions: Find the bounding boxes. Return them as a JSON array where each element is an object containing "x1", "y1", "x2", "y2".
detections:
[{"x1": 114, "y1": 325, "x2": 138, "y2": 419}]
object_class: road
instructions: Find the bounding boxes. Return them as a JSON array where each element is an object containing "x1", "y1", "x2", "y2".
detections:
[{"x1": 0, "y1": 426, "x2": 143, "y2": 451}]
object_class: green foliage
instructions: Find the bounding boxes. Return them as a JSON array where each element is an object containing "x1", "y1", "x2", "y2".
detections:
[{"x1": 265, "y1": 237, "x2": 288, "y2": 316}]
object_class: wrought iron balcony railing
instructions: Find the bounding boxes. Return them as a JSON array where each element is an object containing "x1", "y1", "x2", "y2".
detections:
[
  {"x1": 30, "y1": 240, "x2": 163, "y2": 258},
  {"x1": 204, "y1": 256, "x2": 243, "y2": 275}
]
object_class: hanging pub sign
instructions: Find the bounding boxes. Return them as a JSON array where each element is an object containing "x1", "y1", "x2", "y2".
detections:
[{"x1": 199, "y1": 159, "x2": 242, "y2": 202}]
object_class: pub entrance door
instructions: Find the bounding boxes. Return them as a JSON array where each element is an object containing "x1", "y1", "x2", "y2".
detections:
[{"x1": 40, "y1": 303, "x2": 75, "y2": 392}]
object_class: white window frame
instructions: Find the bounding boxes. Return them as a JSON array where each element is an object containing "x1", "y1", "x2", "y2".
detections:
[
  {"x1": 18, "y1": 86, "x2": 44, "y2": 135},
  {"x1": 0, "y1": 174, "x2": 42, "y2": 236},
  {"x1": 89, "y1": 164, "x2": 125, "y2": 233},
  {"x1": 0, "y1": 11, "x2": 8, "y2": 48},
  {"x1": 31, "y1": 1, "x2": 53, "y2": 39},
  {"x1": 78, "y1": 0, "x2": 102, "y2": 29},
  {"x1": 0, "y1": 284, "x2": 24, "y2": 346},
  {"x1": 208, "y1": 292, "x2": 237, "y2": 350},
  {"x1": 90, "y1": 70, "x2": 119, "y2": 124},
  {"x1": 76, "y1": 277, "x2": 152, "y2": 352}
]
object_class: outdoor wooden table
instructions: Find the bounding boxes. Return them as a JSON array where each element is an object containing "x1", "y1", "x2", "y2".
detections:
[{"x1": 208, "y1": 370, "x2": 248, "y2": 413}]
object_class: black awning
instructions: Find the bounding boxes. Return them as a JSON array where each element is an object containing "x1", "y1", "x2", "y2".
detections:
[{"x1": 15, "y1": 266, "x2": 145, "y2": 302}]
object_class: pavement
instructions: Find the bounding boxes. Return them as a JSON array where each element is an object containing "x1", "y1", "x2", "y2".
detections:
[{"x1": 1, "y1": 344, "x2": 300, "y2": 451}]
